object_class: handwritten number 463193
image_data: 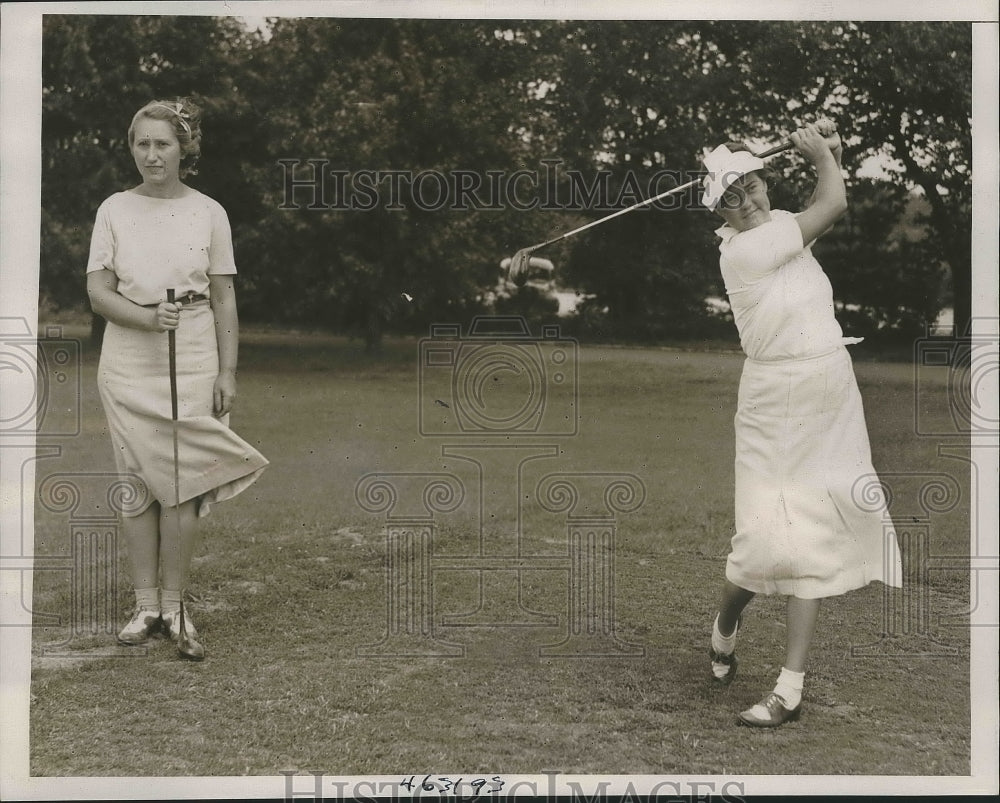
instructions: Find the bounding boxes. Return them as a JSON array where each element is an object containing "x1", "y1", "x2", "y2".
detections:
[{"x1": 400, "y1": 775, "x2": 505, "y2": 796}]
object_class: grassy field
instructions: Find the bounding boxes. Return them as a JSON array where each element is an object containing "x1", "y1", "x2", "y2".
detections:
[{"x1": 28, "y1": 325, "x2": 972, "y2": 777}]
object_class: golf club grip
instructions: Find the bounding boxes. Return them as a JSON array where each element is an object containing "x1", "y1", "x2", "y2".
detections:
[
  {"x1": 167, "y1": 288, "x2": 179, "y2": 422},
  {"x1": 755, "y1": 140, "x2": 794, "y2": 159},
  {"x1": 755, "y1": 118, "x2": 839, "y2": 159}
]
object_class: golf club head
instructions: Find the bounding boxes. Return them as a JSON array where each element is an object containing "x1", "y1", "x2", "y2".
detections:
[
  {"x1": 508, "y1": 248, "x2": 534, "y2": 287},
  {"x1": 177, "y1": 600, "x2": 205, "y2": 661}
]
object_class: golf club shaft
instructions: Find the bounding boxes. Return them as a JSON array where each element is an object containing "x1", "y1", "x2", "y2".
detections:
[
  {"x1": 167, "y1": 287, "x2": 182, "y2": 540},
  {"x1": 165, "y1": 289, "x2": 201, "y2": 658},
  {"x1": 167, "y1": 289, "x2": 179, "y2": 422},
  {"x1": 167, "y1": 288, "x2": 192, "y2": 649},
  {"x1": 527, "y1": 177, "x2": 702, "y2": 252},
  {"x1": 523, "y1": 140, "x2": 795, "y2": 254}
]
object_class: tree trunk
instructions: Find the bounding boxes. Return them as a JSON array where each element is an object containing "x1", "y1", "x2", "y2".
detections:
[
  {"x1": 364, "y1": 308, "x2": 382, "y2": 353},
  {"x1": 950, "y1": 233, "x2": 972, "y2": 339},
  {"x1": 894, "y1": 141, "x2": 971, "y2": 340}
]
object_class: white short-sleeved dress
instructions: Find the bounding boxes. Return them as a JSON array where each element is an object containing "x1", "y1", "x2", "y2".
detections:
[
  {"x1": 717, "y1": 210, "x2": 902, "y2": 598},
  {"x1": 87, "y1": 189, "x2": 269, "y2": 517}
]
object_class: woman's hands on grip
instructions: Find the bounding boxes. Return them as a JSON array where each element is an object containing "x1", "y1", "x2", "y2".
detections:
[
  {"x1": 814, "y1": 118, "x2": 843, "y2": 166},
  {"x1": 151, "y1": 301, "x2": 180, "y2": 332},
  {"x1": 791, "y1": 120, "x2": 842, "y2": 167},
  {"x1": 790, "y1": 122, "x2": 836, "y2": 166}
]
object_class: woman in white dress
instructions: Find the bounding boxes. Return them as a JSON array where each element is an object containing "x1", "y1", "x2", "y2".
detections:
[
  {"x1": 87, "y1": 99, "x2": 268, "y2": 660},
  {"x1": 701, "y1": 121, "x2": 902, "y2": 726}
]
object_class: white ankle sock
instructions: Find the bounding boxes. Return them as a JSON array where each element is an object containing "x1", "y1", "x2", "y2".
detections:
[
  {"x1": 773, "y1": 667, "x2": 805, "y2": 710},
  {"x1": 710, "y1": 615, "x2": 739, "y2": 679},
  {"x1": 160, "y1": 589, "x2": 182, "y2": 611},
  {"x1": 135, "y1": 587, "x2": 159, "y2": 610},
  {"x1": 711, "y1": 614, "x2": 739, "y2": 655}
]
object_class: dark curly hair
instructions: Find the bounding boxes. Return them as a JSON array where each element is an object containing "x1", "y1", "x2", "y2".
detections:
[{"x1": 128, "y1": 98, "x2": 203, "y2": 178}]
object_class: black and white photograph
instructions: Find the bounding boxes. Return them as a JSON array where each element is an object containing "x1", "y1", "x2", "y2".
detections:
[{"x1": 1, "y1": 1, "x2": 997, "y2": 799}]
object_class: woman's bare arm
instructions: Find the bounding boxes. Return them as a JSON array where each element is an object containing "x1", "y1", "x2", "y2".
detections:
[
  {"x1": 794, "y1": 123, "x2": 847, "y2": 245},
  {"x1": 87, "y1": 269, "x2": 178, "y2": 332},
  {"x1": 209, "y1": 274, "x2": 239, "y2": 416}
]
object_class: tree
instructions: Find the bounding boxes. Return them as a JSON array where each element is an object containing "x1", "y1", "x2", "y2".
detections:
[
  {"x1": 817, "y1": 180, "x2": 947, "y2": 338},
  {"x1": 531, "y1": 20, "x2": 970, "y2": 341},
  {"x1": 696, "y1": 21, "x2": 971, "y2": 337},
  {"x1": 41, "y1": 17, "x2": 971, "y2": 346},
  {"x1": 40, "y1": 15, "x2": 266, "y2": 340},
  {"x1": 524, "y1": 21, "x2": 735, "y2": 339},
  {"x1": 234, "y1": 18, "x2": 560, "y2": 348},
  {"x1": 837, "y1": 22, "x2": 971, "y2": 338}
]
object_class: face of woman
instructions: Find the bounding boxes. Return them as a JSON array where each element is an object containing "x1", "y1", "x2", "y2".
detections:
[
  {"x1": 717, "y1": 172, "x2": 771, "y2": 232},
  {"x1": 131, "y1": 118, "x2": 182, "y2": 191}
]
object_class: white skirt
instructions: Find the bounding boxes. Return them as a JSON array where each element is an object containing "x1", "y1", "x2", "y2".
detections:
[
  {"x1": 97, "y1": 303, "x2": 268, "y2": 518},
  {"x1": 726, "y1": 346, "x2": 902, "y2": 598}
]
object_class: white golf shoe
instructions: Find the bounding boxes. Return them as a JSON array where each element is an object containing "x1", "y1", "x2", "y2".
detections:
[{"x1": 117, "y1": 608, "x2": 161, "y2": 646}]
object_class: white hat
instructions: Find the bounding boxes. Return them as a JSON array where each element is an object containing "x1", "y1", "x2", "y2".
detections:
[{"x1": 701, "y1": 145, "x2": 765, "y2": 210}]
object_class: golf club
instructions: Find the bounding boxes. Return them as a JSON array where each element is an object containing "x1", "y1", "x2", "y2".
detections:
[
  {"x1": 506, "y1": 130, "x2": 815, "y2": 286},
  {"x1": 167, "y1": 288, "x2": 205, "y2": 662}
]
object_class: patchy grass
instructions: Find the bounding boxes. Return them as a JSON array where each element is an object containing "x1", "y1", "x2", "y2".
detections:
[{"x1": 29, "y1": 330, "x2": 970, "y2": 776}]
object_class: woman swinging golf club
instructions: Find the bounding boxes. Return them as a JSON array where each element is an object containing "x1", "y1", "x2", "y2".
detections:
[
  {"x1": 702, "y1": 120, "x2": 902, "y2": 726},
  {"x1": 87, "y1": 98, "x2": 269, "y2": 660}
]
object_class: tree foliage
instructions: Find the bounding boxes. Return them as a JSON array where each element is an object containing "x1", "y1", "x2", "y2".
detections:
[
  {"x1": 40, "y1": 14, "x2": 265, "y2": 337},
  {"x1": 232, "y1": 18, "x2": 548, "y2": 347},
  {"x1": 40, "y1": 16, "x2": 972, "y2": 347},
  {"x1": 531, "y1": 20, "x2": 968, "y2": 340}
]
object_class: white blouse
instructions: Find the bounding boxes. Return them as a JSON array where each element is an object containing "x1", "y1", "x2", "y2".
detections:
[
  {"x1": 86, "y1": 189, "x2": 237, "y2": 306},
  {"x1": 716, "y1": 209, "x2": 847, "y2": 362}
]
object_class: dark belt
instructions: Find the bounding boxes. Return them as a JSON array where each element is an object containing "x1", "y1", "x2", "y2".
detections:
[
  {"x1": 173, "y1": 292, "x2": 209, "y2": 306},
  {"x1": 144, "y1": 292, "x2": 209, "y2": 309}
]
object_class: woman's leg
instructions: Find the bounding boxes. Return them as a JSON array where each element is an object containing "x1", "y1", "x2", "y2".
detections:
[
  {"x1": 123, "y1": 503, "x2": 161, "y2": 592},
  {"x1": 158, "y1": 499, "x2": 205, "y2": 658},
  {"x1": 710, "y1": 579, "x2": 755, "y2": 682},
  {"x1": 718, "y1": 579, "x2": 755, "y2": 635},
  {"x1": 784, "y1": 596, "x2": 822, "y2": 672},
  {"x1": 158, "y1": 499, "x2": 199, "y2": 592},
  {"x1": 738, "y1": 595, "x2": 821, "y2": 726},
  {"x1": 117, "y1": 503, "x2": 162, "y2": 643}
]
